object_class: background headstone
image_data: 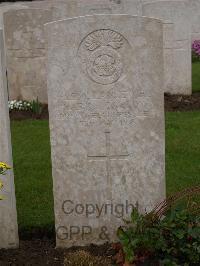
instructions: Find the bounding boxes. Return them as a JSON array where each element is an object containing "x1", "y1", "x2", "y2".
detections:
[
  {"x1": 0, "y1": 3, "x2": 28, "y2": 28},
  {"x1": 142, "y1": 0, "x2": 192, "y2": 95},
  {"x1": 0, "y1": 29, "x2": 19, "y2": 249},
  {"x1": 2, "y1": 1, "x2": 141, "y2": 103},
  {"x1": 3, "y1": 8, "x2": 52, "y2": 103},
  {"x1": 21, "y1": 0, "x2": 142, "y2": 20},
  {"x1": 46, "y1": 14, "x2": 165, "y2": 248},
  {"x1": 49, "y1": 0, "x2": 142, "y2": 20},
  {"x1": 187, "y1": 0, "x2": 200, "y2": 42}
]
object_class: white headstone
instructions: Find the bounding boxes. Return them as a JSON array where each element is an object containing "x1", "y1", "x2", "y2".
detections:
[
  {"x1": 187, "y1": 0, "x2": 200, "y2": 42},
  {"x1": 0, "y1": 29, "x2": 19, "y2": 249},
  {"x1": 3, "y1": 8, "x2": 52, "y2": 103},
  {"x1": 46, "y1": 14, "x2": 166, "y2": 248},
  {"x1": 0, "y1": 3, "x2": 28, "y2": 28},
  {"x1": 142, "y1": 0, "x2": 192, "y2": 95},
  {"x1": 50, "y1": 0, "x2": 142, "y2": 20},
  {"x1": 23, "y1": 0, "x2": 54, "y2": 14}
]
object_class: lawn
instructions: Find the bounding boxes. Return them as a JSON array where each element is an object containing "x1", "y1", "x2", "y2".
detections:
[
  {"x1": 166, "y1": 112, "x2": 200, "y2": 194},
  {"x1": 11, "y1": 120, "x2": 54, "y2": 233},
  {"x1": 11, "y1": 112, "x2": 200, "y2": 232},
  {"x1": 192, "y1": 61, "x2": 200, "y2": 92}
]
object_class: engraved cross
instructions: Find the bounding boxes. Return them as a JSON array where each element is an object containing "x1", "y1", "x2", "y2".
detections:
[{"x1": 88, "y1": 131, "x2": 129, "y2": 186}]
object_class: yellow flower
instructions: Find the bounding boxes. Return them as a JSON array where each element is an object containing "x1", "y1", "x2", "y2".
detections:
[
  {"x1": 0, "y1": 162, "x2": 10, "y2": 200},
  {"x1": 0, "y1": 162, "x2": 11, "y2": 169},
  {"x1": 0, "y1": 162, "x2": 11, "y2": 175}
]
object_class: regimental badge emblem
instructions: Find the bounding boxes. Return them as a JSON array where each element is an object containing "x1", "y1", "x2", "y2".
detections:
[{"x1": 78, "y1": 29, "x2": 125, "y2": 85}]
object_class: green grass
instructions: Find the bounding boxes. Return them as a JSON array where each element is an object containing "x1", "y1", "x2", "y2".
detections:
[
  {"x1": 192, "y1": 61, "x2": 200, "y2": 93},
  {"x1": 11, "y1": 112, "x2": 200, "y2": 231},
  {"x1": 166, "y1": 112, "x2": 200, "y2": 194},
  {"x1": 11, "y1": 120, "x2": 54, "y2": 232}
]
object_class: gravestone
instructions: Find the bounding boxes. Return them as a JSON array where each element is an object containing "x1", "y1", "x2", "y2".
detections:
[
  {"x1": 46, "y1": 14, "x2": 166, "y2": 247},
  {"x1": 0, "y1": 29, "x2": 19, "y2": 249},
  {"x1": 3, "y1": 8, "x2": 52, "y2": 103},
  {"x1": 49, "y1": 0, "x2": 142, "y2": 20},
  {"x1": 23, "y1": 0, "x2": 142, "y2": 20},
  {"x1": 142, "y1": 0, "x2": 192, "y2": 95},
  {"x1": 187, "y1": 0, "x2": 200, "y2": 42},
  {"x1": 0, "y1": 3, "x2": 28, "y2": 28}
]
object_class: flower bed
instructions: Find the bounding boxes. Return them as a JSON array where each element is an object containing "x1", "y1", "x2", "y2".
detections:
[
  {"x1": 8, "y1": 99, "x2": 47, "y2": 120},
  {"x1": 8, "y1": 100, "x2": 32, "y2": 111}
]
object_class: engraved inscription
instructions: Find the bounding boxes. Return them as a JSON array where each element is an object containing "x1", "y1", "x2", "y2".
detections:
[
  {"x1": 56, "y1": 85, "x2": 154, "y2": 126},
  {"x1": 78, "y1": 29, "x2": 125, "y2": 85},
  {"x1": 84, "y1": 30, "x2": 123, "y2": 51},
  {"x1": 88, "y1": 131, "x2": 129, "y2": 187},
  {"x1": 57, "y1": 89, "x2": 137, "y2": 127}
]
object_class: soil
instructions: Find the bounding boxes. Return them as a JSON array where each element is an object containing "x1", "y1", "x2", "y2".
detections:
[
  {"x1": 9, "y1": 93, "x2": 200, "y2": 121},
  {"x1": 9, "y1": 104, "x2": 49, "y2": 121},
  {"x1": 164, "y1": 92, "x2": 200, "y2": 112},
  {"x1": 0, "y1": 239, "x2": 64, "y2": 266},
  {"x1": 0, "y1": 237, "x2": 115, "y2": 266}
]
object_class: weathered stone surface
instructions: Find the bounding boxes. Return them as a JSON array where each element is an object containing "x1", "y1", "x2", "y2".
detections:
[
  {"x1": 49, "y1": 0, "x2": 142, "y2": 20},
  {"x1": 0, "y1": 29, "x2": 19, "y2": 249},
  {"x1": 46, "y1": 15, "x2": 165, "y2": 248},
  {"x1": 142, "y1": 1, "x2": 191, "y2": 95},
  {"x1": 24, "y1": 0, "x2": 54, "y2": 14},
  {"x1": 141, "y1": 0, "x2": 173, "y2": 3},
  {"x1": 6, "y1": 0, "x2": 200, "y2": 43},
  {"x1": 141, "y1": 0, "x2": 200, "y2": 41},
  {"x1": 187, "y1": 0, "x2": 200, "y2": 41},
  {"x1": 21, "y1": 0, "x2": 142, "y2": 19},
  {"x1": 3, "y1": 8, "x2": 52, "y2": 102},
  {"x1": 0, "y1": 3, "x2": 28, "y2": 28}
]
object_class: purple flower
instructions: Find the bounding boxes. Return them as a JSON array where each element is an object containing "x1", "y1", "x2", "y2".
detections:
[{"x1": 192, "y1": 40, "x2": 200, "y2": 61}]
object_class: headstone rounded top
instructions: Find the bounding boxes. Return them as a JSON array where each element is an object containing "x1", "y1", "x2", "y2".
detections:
[{"x1": 46, "y1": 14, "x2": 162, "y2": 27}]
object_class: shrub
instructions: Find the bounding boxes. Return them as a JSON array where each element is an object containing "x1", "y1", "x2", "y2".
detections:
[
  {"x1": 31, "y1": 97, "x2": 43, "y2": 116},
  {"x1": 117, "y1": 186, "x2": 200, "y2": 265},
  {"x1": 192, "y1": 40, "x2": 200, "y2": 62}
]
